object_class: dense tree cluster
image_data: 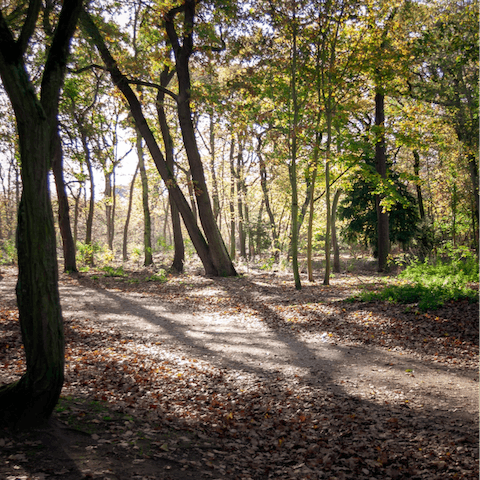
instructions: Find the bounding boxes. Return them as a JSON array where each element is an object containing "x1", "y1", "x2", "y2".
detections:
[{"x1": 0, "y1": 0, "x2": 477, "y2": 426}]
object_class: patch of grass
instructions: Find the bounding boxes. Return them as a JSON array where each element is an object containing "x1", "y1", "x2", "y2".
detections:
[
  {"x1": 145, "y1": 268, "x2": 168, "y2": 283},
  {"x1": 102, "y1": 265, "x2": 127, "y2": 278},
  {"x1": 351, "y1": 256, "x2": 479, "y2": 311}
]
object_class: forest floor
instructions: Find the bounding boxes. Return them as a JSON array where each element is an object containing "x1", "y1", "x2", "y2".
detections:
[{"x1": 0, "y1": 260, "x2": 478, "y2": 480}]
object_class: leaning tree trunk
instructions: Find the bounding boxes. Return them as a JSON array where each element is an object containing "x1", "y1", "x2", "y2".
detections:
[
  {"x1": 375, "y1": 89, "x2": 389, "y2": 271},
  {"x1": 80, "y1": 10, "x2": 220, "y2": 276},
  {"x1": 51, "y1": 130, "x2": 77, "y2": 272},
  {"x1": 157, "y1": 68, "x2": 184, "y2": 272},
  {"x1": 165, "y1": 1, "x2": 236, "y2": 277}
]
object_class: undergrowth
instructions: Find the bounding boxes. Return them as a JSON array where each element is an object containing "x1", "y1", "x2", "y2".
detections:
[{"x1": 352, "y1": 256, "x2": 479, "y2": 311}]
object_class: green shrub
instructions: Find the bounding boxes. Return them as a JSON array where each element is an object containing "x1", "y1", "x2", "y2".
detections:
[
  {"x1": 352, "y1": 254, "x2": 478, "y2": 311},
  {"x1": 0, "y1": 239, "x2": 16, "y2": 265},
  {"x1": 101, "y1": 265, "x2": 127, "y2": 278}
]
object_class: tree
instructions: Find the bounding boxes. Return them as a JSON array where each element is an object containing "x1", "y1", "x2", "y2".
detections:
[
  {"x1": 163, "y1": 1, "x2": 236, "y2": 276},
  {"x1": 0, "y1": 0, "x2": 82, "y2": 428},
  {"x1": 79, "y1": 8, "x2": 235, "y2": 276}
]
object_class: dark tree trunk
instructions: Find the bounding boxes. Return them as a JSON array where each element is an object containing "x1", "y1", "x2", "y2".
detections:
[
  {"x1": 413, "y1": 150, "x2": 425, "y2": 220},
  {"x1": 331, "y1": 189, "x2": 342, "y2": 274},
  {"x1": 136, "y1": 129, "x2": 153, "y2": 266},
  {"x1": 122, "y1": 164, "x2": 138, "y2": 261},
  {"x1": 157, "y1": 68, "x2": 184, "y2": 273},
  {"x1": 236, "y1": 146, "x2": 246, "y2": 258},
  {"x1": 51, "y1": 131, "x2": 77, "y2": 272},
  {"x1": 229, "y1": 138, "x2": 236, "y2": 260},
  {"x1": 80, "y1": 10, "x2": 221, "y2": 276},
  {"x1": 164, "y1": 1, "x2": 236, "y2": 277},
  {"x1": 104, "y1": 169, "x2": 114, "y2": 251},
  {"x1": 0, "y1": 0, "x2": 82, "y2": 428},
  {"x1": 374, "y1": 90, "x2": 389, "y2": 271},
  {"x1": 258, "y1": 143, "x2": 280, "y2": 260}
]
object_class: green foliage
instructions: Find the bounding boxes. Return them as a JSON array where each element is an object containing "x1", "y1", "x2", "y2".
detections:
[
  {"x1": 338, "y1": 158, "x2": 420, "y2": 256},
  {"x1": 0, "y1": 239, "x2": 16, "y2": 265},
  {"x1": 101, "y1": 265, "x2": 127, "y2": 278},
  {"x1": 156, "y1": 236, "x2": 173, "y2": 252},
  {"x1": 353, "y1": 255, "x2": 478, "y2": 311},
  {"x1": 76, "y1": 241, "x2": 102, "y2": 265},
  {"x1": 145, "y1": 268, "x2": 168, "y2": 283},
  {"x1": 260, "y1": 256, "x2": 276, "y2": 270}
]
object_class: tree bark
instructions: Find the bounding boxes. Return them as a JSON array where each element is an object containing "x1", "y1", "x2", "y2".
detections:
[
  {"x1": 374, "y1": 89, "x2": 389, "y2": 271},
  {"x1": 331, "y1": 188, "x2": 342, "y2": 274},
  {"x1": 136, "y1": 129, "x2": 153, "y2": 266},
  {"x1": 236, "y1": 145, "x2": 246, "y2": 258},
  {"x1": 0, "y1": 0, "x2": 82, "y2": 428},
  {"x1": 229, "y1": 138, "x2": 236, "y2": 260},
  {"x1": 156, "y1": 67, "x2": 184, "y2": 273},
  {"x1": 413, "y1": 150, "x2": 425, "y2": 220},
  {"x1": 164, "y1": 1, "x2": 236, "y2": 277},
  {"x1": 51, "y1": 130, "x2": 77, "y2": 272},
  {"x1": 122, "y1": 164, "x2": 138, "y2": 261},
  {"x1": 80, "y1": 10, "x2": 223, "y2": 276}
]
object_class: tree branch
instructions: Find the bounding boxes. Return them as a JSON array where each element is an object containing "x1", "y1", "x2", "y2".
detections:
[
  {"x1": 127, "y1": 78, "x2": 178, "y2": 102},
  {"x1": 17, "y1": 0, "x2": 42, "y2": 55}
]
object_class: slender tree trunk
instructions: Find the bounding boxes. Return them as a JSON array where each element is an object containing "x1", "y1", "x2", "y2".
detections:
[
  {"x1": 122, "y1": 165, "x2": 139, "y2": 261},
  {"x1": 290, "y1": 4, "x2": 301, "y2": 290},
  {"x1": 79, "y1": 128, "x2": 95, "y2": 265},
  {"x1": 104, "y1": 168, "x2": 114, "y2": 251},
  {"x1": 307, "y1": 132, "x2": 320, "y2": 282},
  {"x1": 51, "y1": 131, "x2": 77, "y2": 272},
  {"x1": 331, "y1": 188, "x2": 342, "y2": 274},
  {"x1": 156, "y1": 68, "x2": 184, "y2": 272},
  {"x1": 229, "y1": 138, "x2": 236, "y2": 260},
  {"x1": 209, "y1": 113, "x2": 220, "y2": 220},
  {"x1": 375, "y1": 89, "x2": 389, "y2": 271},
  {"x1": 413, "y1": 150, "x2": 425, "y2": 220},
  {"x1": 323, "y1": 110, "x2": 333, "y2": 286},
  {"x1": 236, "y1": 146, "x2": 246, "y2": 258},
  {"x1": 258, "y1": 144, "x2": 280, "y2": 260},
  {"x1": 80, "y1": 10, "x2": 222, "y2": 276},
  {"x1": 136, "y1": 129, "x2": 152, "y2": 266},
  {"x1": 164, "y1": 1, "x2": 236, "y2": 277}
]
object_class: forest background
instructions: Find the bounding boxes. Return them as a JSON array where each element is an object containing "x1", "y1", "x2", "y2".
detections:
[{"x1": 0, "y1": 0, "x2": 478, "y2": 432}]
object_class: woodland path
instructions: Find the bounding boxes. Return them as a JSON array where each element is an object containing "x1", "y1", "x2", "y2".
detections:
[{"x1": 0, "y1": 266, "x2": 478, "y2": 479}]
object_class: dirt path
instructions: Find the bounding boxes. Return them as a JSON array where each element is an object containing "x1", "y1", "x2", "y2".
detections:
[{"x1": 0, "y1": 267, "x2": 478, "y2": 479}]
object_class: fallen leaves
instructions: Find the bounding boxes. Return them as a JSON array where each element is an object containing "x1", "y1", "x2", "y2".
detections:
[{"x1": 0, "y1": 268, "x2": 478, "y2": 479}]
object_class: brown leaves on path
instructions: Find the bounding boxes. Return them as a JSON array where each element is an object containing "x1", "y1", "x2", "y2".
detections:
[{"x1": 0, "y1": 267, "x2": 478, "y2": 479}]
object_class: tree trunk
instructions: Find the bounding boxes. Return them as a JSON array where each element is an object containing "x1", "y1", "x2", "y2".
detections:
[
  {"x1": 79, "y1": 127, "x2": 95, "y2": 266},
  {"x1": 209, "y1": 113, "x2": 220, "y2": 220},
  {"x1": 0, "y1": 0, "x2": 82, "y2": 428},
  {"x1": 164, "y1": 1, "x2": 236, "y2": 277},
  {"x1": 413, "y1": 150, "x2": 425, "y2": 220},
  {"x1": 331, "y1": 189, "x2": 342, "y2": 274},
  {"x1": 236, "y1": 145, "x2": 246, "y2": 258},
  {"x1": 289, "y1": 4, "x2": 301, "y2": 290},
  {"x1": 375, "y1": 89, "x2": 389, "y2": 271},
  {"x1": 156, "y1": 68, "x2": 184, "y2": 272},
  {"x1": 307, "y1": 132, "x2": 320, "y2": 282},
  {"x1": 136, "y1": 129, "x2": 152, "y2": 266},
  {"x1": 122, "y1": 164, "x2": 138, "y2": 261},
  {"x1": 80, "y1": 10, "x2": 223, "y2": 276},
  {"x1": 51, "y1": 131, "x2": 77, "y2": 272},
  {"x1": 229, "y1": 138, "x2": 236, "y2": 260},
  {"x1": 323, "y1": 110, "x2": 332, "y2": 286},
  {"x1": 104, "y1": 168, "x2": 114, "y2": 251},
  {"x1": 258, "y1": 142, "x2": 280, "y2": 260}
]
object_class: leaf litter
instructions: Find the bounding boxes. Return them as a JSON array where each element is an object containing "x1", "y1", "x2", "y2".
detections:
[{"x1": 0, "y1": 266, "x2": 478, "y2": 479}]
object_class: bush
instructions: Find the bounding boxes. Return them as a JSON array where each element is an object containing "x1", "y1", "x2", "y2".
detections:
[
  {"x1": 0, "y1": 239, "x2": 16, "y2": 265},
  {"x1": 353, "y1": 253, "x2": 478, "y2": 311}
]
